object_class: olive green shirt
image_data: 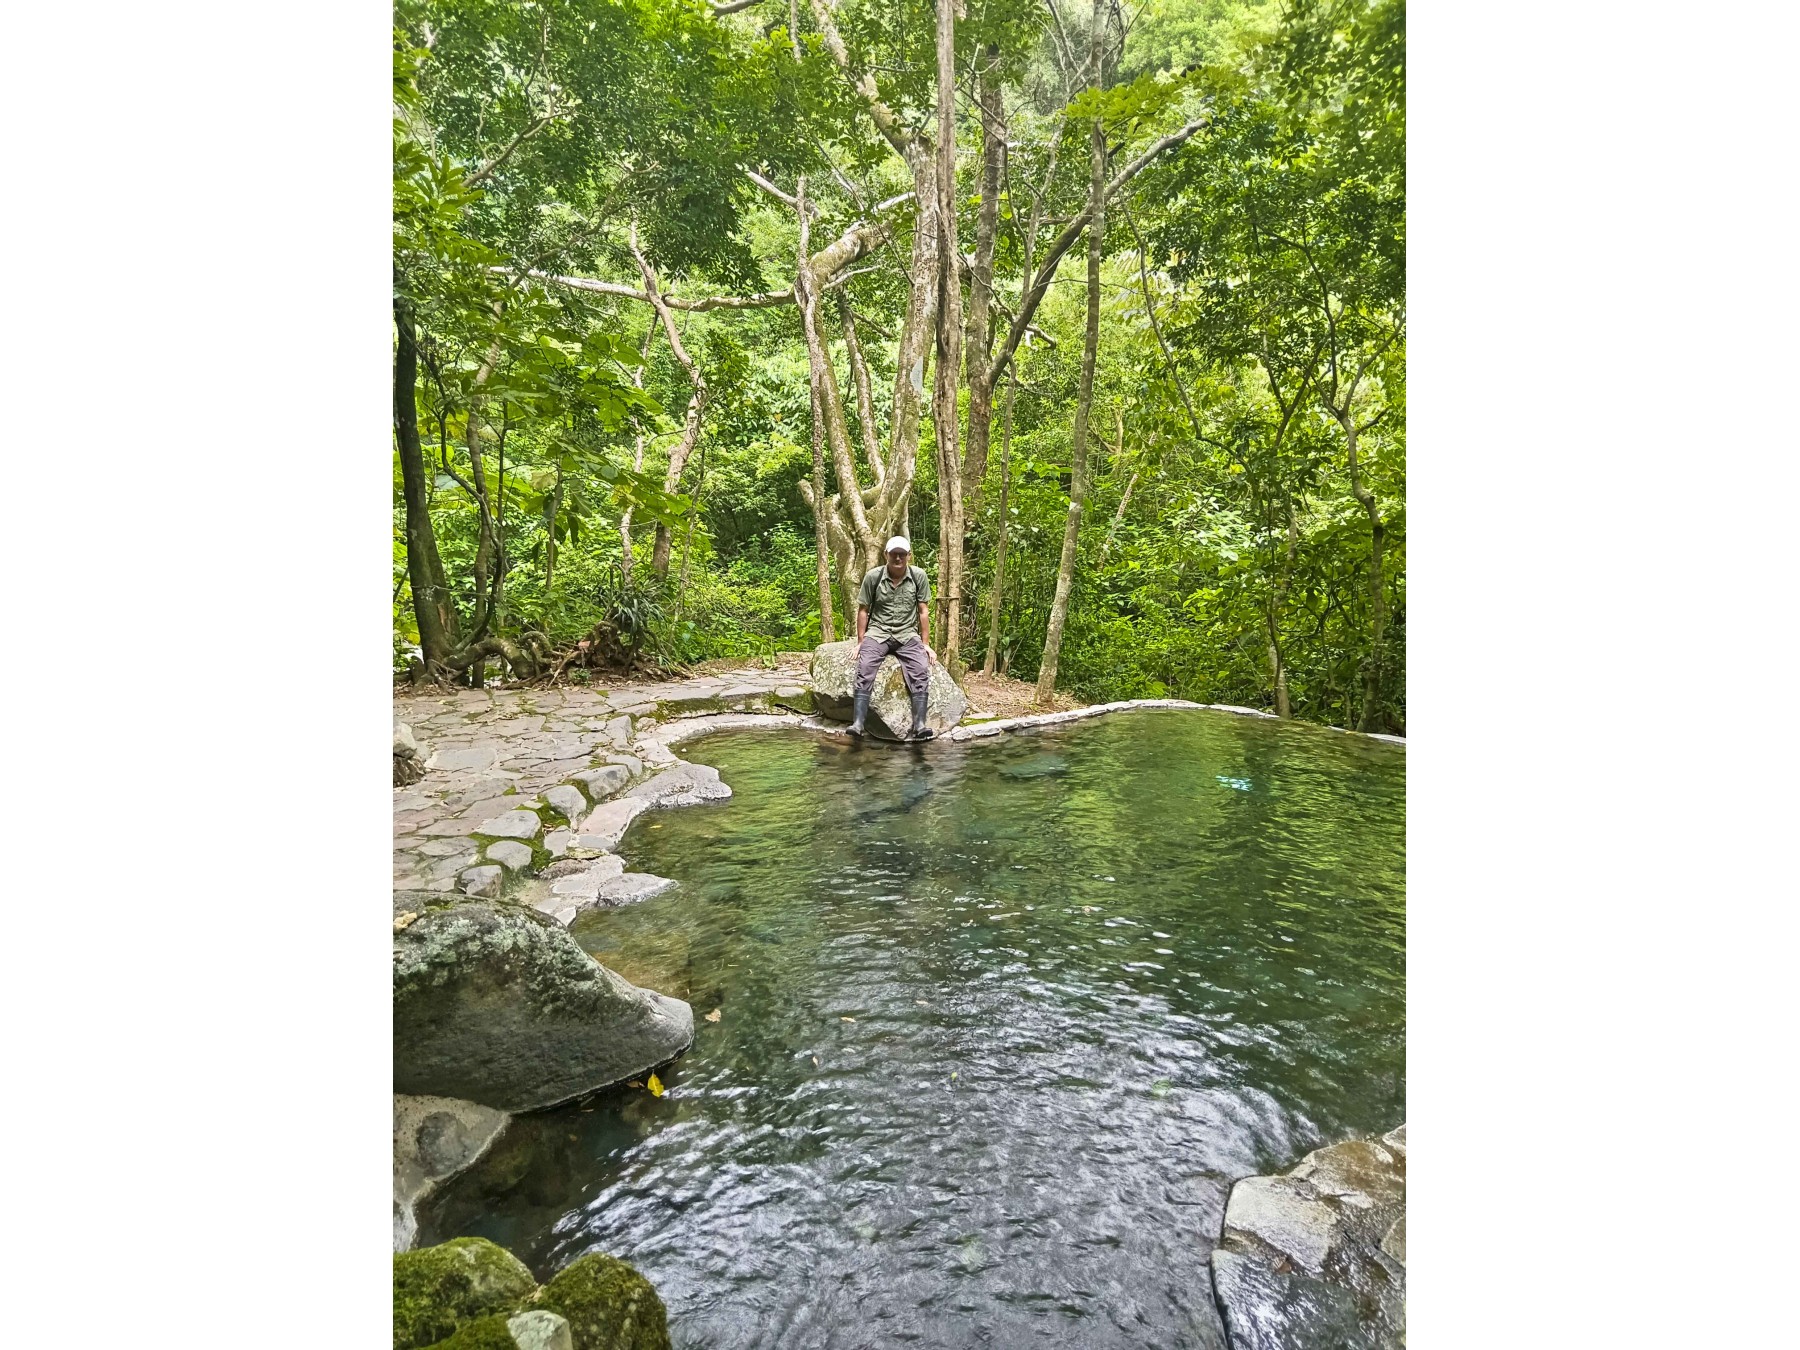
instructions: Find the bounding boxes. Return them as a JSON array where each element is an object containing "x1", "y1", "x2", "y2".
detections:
[{"x1": 857, "y1": 564, "x2": 931, "y2": 640}]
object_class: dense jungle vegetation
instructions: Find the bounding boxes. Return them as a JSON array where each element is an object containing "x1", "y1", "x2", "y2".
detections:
[{"x1": 393, "y1": 0, "x2": 1404, "y2": 732}]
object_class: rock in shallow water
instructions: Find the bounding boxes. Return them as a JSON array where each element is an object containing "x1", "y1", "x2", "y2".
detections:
[
  {"x1": 393, "y1": 1094, "x2": 510, "y2": 1252},
  {"x1": 1210, "y1": 1127, "x2": 1405, "y2": 1350},
  {"x1": 809, "y1": 639, "x2": 967, "y2": 740},
  {"x1": 536, "y1": 1253, "x2": 671, "y2": 1350},
  {"x1": 393, "y1": 899, "x2": 693, "y2": 1112},
  {"x1": 394, "y1": 1237, "x2": 536, "y2": 1349}
]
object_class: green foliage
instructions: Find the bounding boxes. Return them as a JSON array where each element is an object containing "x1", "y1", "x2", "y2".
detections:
[{"x1": 391, "y1": 0, "x2": 1404, "y2": 728}]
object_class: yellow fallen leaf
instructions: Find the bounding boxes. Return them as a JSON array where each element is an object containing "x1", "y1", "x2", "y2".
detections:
[
  {"x1": 811, "y1": 1055, "x2": 820, "y2": 1067},
  {"x1": 840, "y1": 1016, "x2": 856, "y2": 1023},
  {"x1": 704, "y1": 1008, "x2": 722, "y2": 1023},
  {"x1": 393, "y1": 911, "x2": 418, "y2": 931},
  {"x1": 647, "y1": 1072, "x2": 665, "y2": 1097},
  {"x1": 626, "y1": 1080, "x2": 644, "y2": 1089}
]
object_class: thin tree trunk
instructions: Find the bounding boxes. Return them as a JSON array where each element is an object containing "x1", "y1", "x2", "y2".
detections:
[
  {"x1": 544, "y1": 469, "x2": 562, "y2": 597},
  {"x1": 631, "y1": 225, "x2": 707, "y2": 581},
  {"x1": 394, "y1": 297, "x2": 458, "y2": 670},
  {"x1": 796, "y1": 177, "x2": 839, "y2": 643},
  {"x1": 1337, "y1": 411, "x2": 1387, "y2": 731},
  {"x1": 618, "y1": 320, "x2": 658, "y2": 584},
  {"x1": 932, "y1": 0, "x2": 964, "y2": 663},
  {"x1": 1267, "y1": 504, "x2": 1298, "y2": 717},
  {"x1": 837, "y1": 293, "x2": 884, "y2": 488},
  {"x1": 1034, "y1": 15, "x2": 1107, "y2": 706},
  {"x1": 982, "y1": 367, "x2": 1017, "y2": 676},
  {"x1": 1096, "y1": 472, "x2": 1138, "y2": 569},
  {"x1": 463, "y1": 327, "x2": 505, "y2": 683},
  {"x1": 960, "y1": 49, "x2": 1005, "y2": 519}
]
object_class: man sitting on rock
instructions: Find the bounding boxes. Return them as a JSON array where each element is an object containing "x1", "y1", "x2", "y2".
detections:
[{"x1": 848, "y1": 536, "x2": 939, "y2": 741}]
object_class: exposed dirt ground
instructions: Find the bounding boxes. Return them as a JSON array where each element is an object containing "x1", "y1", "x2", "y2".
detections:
[{"x1": 957, "y1": 669, "x2": 1086, "y2": 719}]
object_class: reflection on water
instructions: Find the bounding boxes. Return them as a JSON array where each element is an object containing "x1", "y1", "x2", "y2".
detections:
[{"x1": 420, "y1": 710, "x2": 1405, "y2": 1349}]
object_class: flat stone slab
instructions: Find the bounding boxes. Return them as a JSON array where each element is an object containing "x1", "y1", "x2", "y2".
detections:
[
  {"x1": 623, "y1": 762, "x2": 731, "y2": 806},
  {"x1": 578, "y1": 798, "x2": 652, "y2": 850},
  {"x1": 543, "y1": 828, "x2": 572, "y2": 858},
  {"x1": 427, "y1": 746, "x2": 499, "y2": 772},
  {"x1": 485, "y1": 840, "x2": 534, "y2": 871},
  {"x1": 571, "y1": 764, "x2": 630, "y2": 800},
  {"x1": 598, "y1": 872, "x2": 677, "y2": 905},
  {"x1": 548, "y1": 855, "x2": 627, "y2": 898},
  {"x1": 475, "y1": 809, "x2": 542, "y2": 840}
]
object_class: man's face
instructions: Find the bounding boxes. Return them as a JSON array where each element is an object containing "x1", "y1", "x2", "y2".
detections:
[{"x1": 888, "y1": 549, "x2": 907, "y2": 566}]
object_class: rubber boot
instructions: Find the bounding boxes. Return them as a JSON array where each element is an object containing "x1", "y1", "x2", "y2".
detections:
[
  {"x1": 909, "y1": 690, "x2": 935, "y2": 741},
  {"x1": 847, "y1": 689, "x2": 871, "y2": 737}
]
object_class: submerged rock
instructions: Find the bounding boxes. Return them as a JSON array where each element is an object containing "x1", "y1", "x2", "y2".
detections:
[
  {"x1": 809, "y1": 639, "x2": 967, "y2": 740},
  {"x1": 393, "y1": 1094, "x2": 511, "y2": 1252},
  {"x1": 1210, "y1": 1125, "x2": 1405, "y2": 1350},
  {"x1": 999, "y1": 752, "x2": 1070, "y2": 779},
  {"x1": 394, "y1": 899, "x2": 694, "y2": 1112},
  {"x1": 536, "y1": 1253, "x2": 672, "y2": 1350},
  {"x1": 393, "y1": 1237, "x2": 536, "y2": 1349}
]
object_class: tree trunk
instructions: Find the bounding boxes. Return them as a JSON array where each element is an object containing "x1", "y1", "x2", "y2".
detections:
[
  {"x1": 982, "y1": 367, "x2": 1017, "y2": 676},
  {"x1": 960, "y1": 50, "x2": 1005, "y2": 520},
  {"x1": 544, "y1": 469, "x2": 562, "y2": 597},
  {"x1": 463, "y1": 329, "x2": 505, "y2": 683},
  {"x1": 1267, "y1": 502, "x2": 1299, "y2": 718},
  {"x1": 631, "y1": 227, "x2": 707, "y2": 582},
  {"x1": 931, "y1": 0, "x2": 964, "y2": 664},
  {"x1": 1034, "y1": 17, "x2": 1107, "y2": 706},
  {"x1": 1338, "y1": 411, "x2": 1387, "y2": 731},
  {"x1": 837, "y1": 293, "x2": 884, "y2": 488},
  {"x1": 618, "y1": 320, "x2": 658, "y2": 584},
  {"x1": 809, "y1": 375, "x2": 837, "y2": 642},
  {"x1": 394, "y1": 297, "x2": 459, "y2": 670}
]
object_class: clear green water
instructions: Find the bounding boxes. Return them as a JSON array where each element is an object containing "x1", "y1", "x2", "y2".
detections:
[{"x1": 420, "y1": 709, "x2": 1405, "y2": 1349}]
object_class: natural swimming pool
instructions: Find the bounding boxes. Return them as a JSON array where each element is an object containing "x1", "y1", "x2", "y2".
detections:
[{"x1": 419, "y1": 709, "x2": 1405, "y2": 1349}]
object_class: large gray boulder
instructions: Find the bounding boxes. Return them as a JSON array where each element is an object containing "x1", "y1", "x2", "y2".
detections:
[
  {"x1": 394, "y1": 899, "x2": 694, "y2": 1112},
  {"x1": 809, "y1": 639, "x2": 967, "y2": 740},
  {"x1": 1209, "y1": 1125, "x2": 1405, "y2": 1350}
]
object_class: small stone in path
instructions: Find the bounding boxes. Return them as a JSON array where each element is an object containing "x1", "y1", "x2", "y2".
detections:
[
  {"x1": 486, "y1": 840, "x2": 533, "y2": 871},
  {"x1": 543, "y1": 828, "x2": 572, "y2": 857},
  {"x1": 418, "y1": 838, "x2": 474, "y2": 858},
  {"x1": 604, "y1": 714, "x2": 633, "y2": 742},
  {"x1": 475, "y1": 809, "x2": 541, "y2": 840},
  {"x1": 542, "y1": 784, "x2": 587, "y2": 823},
  {"x1": 459, "y1": 866, "x2": 503, "y2": 898}
]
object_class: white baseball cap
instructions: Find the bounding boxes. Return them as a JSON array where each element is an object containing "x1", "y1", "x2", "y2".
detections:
[{"x1": 885, "y1": 536, "x2": 911, "y2": 554}]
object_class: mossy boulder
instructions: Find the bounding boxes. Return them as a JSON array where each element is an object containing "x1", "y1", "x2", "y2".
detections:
[
  {"x1": 394, "y1": 899, "x2": 694, "y2": 1112},
  {"x1": 536, "y1": 1253, "x2": 671, "y2": 1350},
  {"x1": 432, "y1": 1310, "x2": 575, "y2": 1350},
  {"x1": 429, "y1": 1313, "x2": 522, "y2": 1348},
  {"x1": 393, "y1": 1237, "x2": 535, "y2": 1349}
]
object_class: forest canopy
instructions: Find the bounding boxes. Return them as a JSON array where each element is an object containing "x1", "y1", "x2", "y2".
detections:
[{"x1": 393, "y1": 0, "x2": 1405, "y2": 733}]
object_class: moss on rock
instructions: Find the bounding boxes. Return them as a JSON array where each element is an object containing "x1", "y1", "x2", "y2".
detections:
[
  {"x1": 393, "y1": 1237, "x2": 536, "y2": 1349},
  {"x1": 428, "y1": 1313, "x2": 522, "y2": 1348},
  {"x1": 535, "y1": 1253, "x2": 671, "y2": 1350}
]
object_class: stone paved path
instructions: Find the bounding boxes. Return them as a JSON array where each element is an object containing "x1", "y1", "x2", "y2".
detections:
[{"x1": 393, "y1": 657, "x2": 815, "y2": 921}]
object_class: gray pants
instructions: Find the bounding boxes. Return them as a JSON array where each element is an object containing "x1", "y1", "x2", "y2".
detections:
[{"x1": 855, "y1": 634, "x2": 931, "y2": 698}]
